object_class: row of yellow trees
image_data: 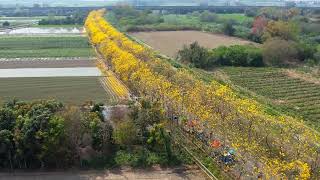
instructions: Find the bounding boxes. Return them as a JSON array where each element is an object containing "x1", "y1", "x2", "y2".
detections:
[{"x1": 85, "y1": 9, "x2": 320, "y2": 179}]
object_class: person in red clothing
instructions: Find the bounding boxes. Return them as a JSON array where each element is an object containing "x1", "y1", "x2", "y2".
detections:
[{"x1": 211, "y1": 139, "x2": 221, "y2": 148}]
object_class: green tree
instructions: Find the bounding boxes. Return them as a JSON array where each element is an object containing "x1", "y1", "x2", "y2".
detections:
[
  {"x1": 131, "y1": 100, "x2": 164, "y2": 135},
  {"x1": 199, "y1": 11, "x2": 218, "y2": 22},
  {"x1": 222, "y1": 21, "x2": 236, "y2": 36},
  {"x1": 0, "y1": 130, "x2": 13, "y2": 169},
  {"x1": 178, "y1": 41, "x2": 210, "y2": 68},
  {"x1": 210, "y1": 45, "x2": 263, "y2": 67},
  {"x1": 113, "y1": 121, "x2": 138, "y2": 146},
  {"x1": 10, "y1": 100, "x2": 64, "y2": 168},
  {"x1": 262, "y1": 38, "x2": 298, "y2": 66},
  {"x1": 0, "y1": 108, "x2": 16, "y2": 131},
  {"x1": 2, "y1": 21, "x2": 10, "y2": 27},
  {"x1": 147, "y1": 124, "x2": 172, "y2": 160},
  {"x1": 262, "y1": 20, "x2": 300, "y2": 41},
  {"x1": 296, "y1": 42, "x2": 317, "y2": 61}
]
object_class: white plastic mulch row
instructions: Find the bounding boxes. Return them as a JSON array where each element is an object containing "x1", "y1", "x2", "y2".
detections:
[
  {"x1": 0, "y1": 57, "x2": 96, "y2": 62},
  {"x1": 0, "y1": 67, "x2": 102, "y2": 78},
  {"x1": 0, "y1": 27, "x2": 83, "y2": 35}
]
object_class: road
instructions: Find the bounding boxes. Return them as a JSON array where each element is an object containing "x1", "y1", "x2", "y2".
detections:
[{"x1": 0, "y1": 167, "x2": 207, "y2": 180}]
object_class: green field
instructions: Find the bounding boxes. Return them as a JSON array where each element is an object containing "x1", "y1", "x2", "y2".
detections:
[
  {"x1": 107, "y1": 11, "x2": 253, "y2": 40},
  {"x1": 0, "y1": 77, "x2": 110, "y2": 105},
  {"x1": 217, "y1": 13, "x2": 253, "y2": 23},
  {"x1": 0, "y1": 36, "x2": 94, "y2": 58},
  {"x1": 221, "y1": 67, "x2": 320, "y2": 130}
]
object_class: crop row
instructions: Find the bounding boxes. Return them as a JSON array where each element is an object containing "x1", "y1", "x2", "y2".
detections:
[{"x1": 224, "y1": 67, "x2": 320, "y2": 128}]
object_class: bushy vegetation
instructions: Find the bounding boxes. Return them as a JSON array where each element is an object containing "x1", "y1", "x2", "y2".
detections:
[
  {"x1": 0, "y1": 100, "x2": 110, "y2": 169},
  {"x1": 108, "y1": 6, "x2": 320, "y2": 67},
  {"x1": 107, "y1": 6, "x2": 252, "y2": 39},
  {"x1": 0, "y1": 99, "x2": 190, "y2": 170},
  {"x1": 38, "y1": 12, "x2": 88, "y2": 26},
  {"x1": 2, "y1": 21, "x2": 10, "y2": 27},
  {"x1": 178, "y1": 42, "x2": 263, "y2": 68}
]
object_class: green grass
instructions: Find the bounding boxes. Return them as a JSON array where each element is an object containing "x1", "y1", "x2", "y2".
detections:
[
  {"x1": 0, "y1": 36, "x2": 94, "y2": 58},
  {"x1": 221, "y1": 67, "x2": 320, "y2": 131},
  {"x1": 163, "y1": 14, "x2": 201, "y2": 26},
  {"x1": 217, "y1": 13, "x2": 253, "y2": 23},
  {"x1": 0, "y1": 36, "x2": 90, "y2": 49},
  {"x1": 0, "y1": 77, "x2": 111, "y2": 105},
  {"x1": 108, "y1": 12, "x2": 251, "y2": 35}
]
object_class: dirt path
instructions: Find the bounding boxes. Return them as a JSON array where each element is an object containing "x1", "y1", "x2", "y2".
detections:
[
  {"x1": 0, "y1": 167, "x2": 207, "y2": 180},
  {"x1": 0, "y1": 59, "x2": 95, "y2": 69}
]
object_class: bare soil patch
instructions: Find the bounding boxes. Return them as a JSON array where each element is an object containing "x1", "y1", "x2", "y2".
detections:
[
  {"x1": 0, "y1": 59, "x2": 95, "y2": 69},
  {"x1": 129, "y1": 30, "x2": 256, "y2": 57},
  {"x1": 0, "y1": 166, "x2": 206, "y2": 180}
]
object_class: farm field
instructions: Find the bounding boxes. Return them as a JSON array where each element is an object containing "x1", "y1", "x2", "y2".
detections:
[
  {"x1": 161, "y1": 13, "x2": 252, "y2": 25},
  {"x1": 0, "y1": 59, "x2": 95, "y2": 69},
  {"x1": 216, "y1": 13, "x2": 253, "y2": 23},
  {"x1": 0, "y1": 27, "x2": 84, "y2": 35},
  {"x1": 0, "y1": 48, "x2": 93, "y2": 58},
  {"x1": 0, "y1": 36, "x2": 94, "y2": 58},
  {"x1": 221, "y1": 67, "x2": 320, "y2": 130},
  {"x1": 0, "y1": 67, "x2": 101, "y2": 78},
  {"x1": 129, "y1": 31, "x2": 256, "y2": 57},
  {"x1": 0, "y1": 77, "x2": 111, "y2": 105}
]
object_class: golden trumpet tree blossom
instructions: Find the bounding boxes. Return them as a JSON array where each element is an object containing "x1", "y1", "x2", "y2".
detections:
[{"x1": 85, "y1": 9, "x2": 320, "y2": 179}]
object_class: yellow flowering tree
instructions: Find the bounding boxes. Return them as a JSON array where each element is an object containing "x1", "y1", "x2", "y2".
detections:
[{"x1": 85, "y1": 9, "x2": 320, "y2": 179}]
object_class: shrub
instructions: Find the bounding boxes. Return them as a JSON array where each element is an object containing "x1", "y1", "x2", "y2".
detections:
[
  {"x1": 178, "y1": 41, "x2": 210, "y2": 68},
  {"x1": 135, "y1": 14, "x2": 164, "y2": 25},
  {"x1": 178, "y1": 43, "x2": 263, "y2": 68},
  {"x1": 113, "y1": 121, "x2": 138, "y2": 146},
  {"x1": 200, "y1": 11, "x2": 218, "y2": 22},
  {"x1": 234, "y1": 25, "x2": 251, "y2": 39},
  {"x1": 262, "y1": 38, "x2": 298, "y2": 66},
  {"x1": 262, "y1": 20, "x2": 300, "y2": 41},
  {"x1": 222, "y1": 20, "x2": 236, "y2": 36},
  {"x1": 212, "y1": 45, "x2": 263, "y2": 67},
  {"x1": 2, "y1": 21, "x2": 10, "y2": 27},
  {"x1": 296, "y1": 42, "x2": 317, "y2": 61},
  {"x1": 245, "y1": 9, "x2": 258, "y2": 17},
  {"x1": 115, "y1": 150, "x2": 133, "y2": 166},
  {"x1": 114, "y1": 148, "x2": 165, "y2": 167}
]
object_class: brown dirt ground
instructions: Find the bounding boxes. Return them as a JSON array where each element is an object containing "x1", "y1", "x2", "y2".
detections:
[
  {"x1": 0, "y1": 59, "x2": 95, "y2": 69},
  {"x1": 129, "y1": 30, "x2": 257, "y2": 57},
  {"x1": 0, "y1": 166, "x2": 207, "y2": 180}
]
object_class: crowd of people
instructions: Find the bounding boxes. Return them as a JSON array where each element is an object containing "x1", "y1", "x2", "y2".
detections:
[{"x1": 181, "y1": 119, "x2": 236, "y2": 167}]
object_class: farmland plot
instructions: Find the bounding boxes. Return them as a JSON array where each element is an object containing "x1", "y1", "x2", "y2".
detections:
[
  {"x1": 0, "y1": 77, "x2": 111, "y2": 105},
  {"x1": 129, "y1": 31, "x2": 256, "y2": 57},
  {"x1": 0, "y1": 58, "x2": 95, "y2": 69},
  {"x1": 222, "y1": 67, "x2": 320, "y2": 129},
  {"x1": 0, "y1": 36, "x2": 94, "y2": 58}
]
